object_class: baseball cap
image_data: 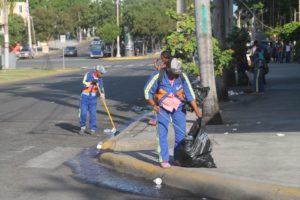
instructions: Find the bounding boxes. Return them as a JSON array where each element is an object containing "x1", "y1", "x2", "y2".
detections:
[
  {"x1": 95, "y1": 65, "x2": 106, "y2": 74},
  {"x1": 170, "y1": 58, "x2": 182, "y2": 74}
]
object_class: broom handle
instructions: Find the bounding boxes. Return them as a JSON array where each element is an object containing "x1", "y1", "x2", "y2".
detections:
[{"x1": 97, "y1": 84, "x2": 116, "y2": 129}]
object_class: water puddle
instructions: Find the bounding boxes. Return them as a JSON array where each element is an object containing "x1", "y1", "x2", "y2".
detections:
[{"x1": 65, "y1": 148, "x2": 215, "y2": 199}]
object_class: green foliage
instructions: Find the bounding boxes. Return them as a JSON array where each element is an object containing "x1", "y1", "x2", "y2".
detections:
[
  {"x1": 32, "y1": 7, "x2": 56, "y2": 42},
  {"x1": 164, "y1": 9, "x2": 233, "y2": 77},
  {"x1": 122, "y1": 0, "x2": 176, "y2": 38},
  {"x1": 8, "y1": 14, "x2": 26, "y2": 46},
  {"x1": 165, "y1": 10, "x2": 196, "y2": 58},
  {"x1": 266, "y1": 22, "x2": 300, "y2": 42},
  {"x1": 212, "y1": 38, "x2": 234, "y2": 76},
  {"x1": 227, "y1": 27, "x2": 250, "y2": 57},
  {"x1": 96, "y1": 22, "x2": 121, "y2": 44}
]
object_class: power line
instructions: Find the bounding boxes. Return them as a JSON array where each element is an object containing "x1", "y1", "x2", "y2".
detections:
[{"x1": 236, "y1": 0, "x2": 273, "y2": 30}]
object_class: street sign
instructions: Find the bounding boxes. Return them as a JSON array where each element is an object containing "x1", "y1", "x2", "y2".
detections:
[{"x1": 60, "y1": 35, "x2": 66, "y2": 43}]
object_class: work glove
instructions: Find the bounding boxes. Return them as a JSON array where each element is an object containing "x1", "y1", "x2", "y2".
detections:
[{"x1": 91, "y1": 79, "x2": 98, "y2": 85}]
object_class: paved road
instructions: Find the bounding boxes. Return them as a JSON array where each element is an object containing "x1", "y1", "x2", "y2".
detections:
[
  {"x1": 0, "y1": 59, "x2": 198, "y2": 199},
  {"x1": 16, "y1": 40, "x2": 127, "y2": 69}
]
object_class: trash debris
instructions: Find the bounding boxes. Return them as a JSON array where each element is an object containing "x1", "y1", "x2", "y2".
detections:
[
  {"x1": 224, "y1": 132, "x2": 229, "y2": 135},
  {"x1": 232, "y1": 128, "x2": 237, "y2": 131},
  {"x1": 174, "y1": 118, "x2": 217, "y2": 168},
  {"x1": 104, "y1": 129, "x2": 111, "y2": 133},
  {"x1": 228, "y1": 90, "x2": 240, "y2": 96},
  {"x1": 96, "y1": 142, "x2": 103, "y2": 150},
  {"x1": 153, "y1": 177, "x2": 162, "y2": 185},
  {"x1": 276, "y1": 133, "x2": 285, "y2": 137}
]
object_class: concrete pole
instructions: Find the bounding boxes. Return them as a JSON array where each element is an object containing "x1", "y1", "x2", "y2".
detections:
[
  {"x1": 116, "y1": 0, "x2": 121, "y2": 57},
  {"x1": 176, "y1": 0, "x2": 185, "y2": 13},
  {"x1": 212, "y1": 0, "x2": 225, "y2": 48},
  {"x1": 299, "y1": 0, "x2": 300, "y2": 22},
  {"x1": 195, "y1": 0, "x2": 220, "y2": 122},
  {"x1": 3, "y1": 0, "x2": 9, "y2": 69},
  {"x1": 176, "y1": 0, "x2": 185, "y2": 32},
  {"x1": 225, "y1": 0, "x2": 233, "y2": 36},
  {"x1": 26, "y1": 0, "x2": 32, "y2": 51}
]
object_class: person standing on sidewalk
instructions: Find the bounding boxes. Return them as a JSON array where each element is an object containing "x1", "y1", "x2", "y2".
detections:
[
  {"x1": 79, "y1": 65, "x2": 106, "y2": 135},
  {"x1": 252, "y1": 48, "x2": 265, "y2": 94},
  {"x1": 144, "y1": 58, "x2": 202, "y2": 168},
  {"x1": 149, "y1": 51, "x2": 172, "y2": 126}
]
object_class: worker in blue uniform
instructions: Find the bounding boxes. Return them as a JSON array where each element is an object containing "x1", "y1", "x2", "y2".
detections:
[
  {"x1": 144, "y1": 58, "x2": 202, "y2": 168},
  {"x1": 79, "y1": 65, "x2": 106, "y2": 135}
]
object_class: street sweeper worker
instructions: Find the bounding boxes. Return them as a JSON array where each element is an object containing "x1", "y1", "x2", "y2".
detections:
[
  {"x1": 79, "y1": 65, "x2": 106, "y2": 135},
  {"x1": 144, "y1": 58, "x2": 202, "y2": 168}
]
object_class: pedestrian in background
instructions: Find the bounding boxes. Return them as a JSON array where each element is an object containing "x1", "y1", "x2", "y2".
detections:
[
  {"x1": 252, "y1": 48, "x2": 265, "y2": 94},
  {"x1": 79, "y1": 65, "x2": 106, "y2": 135},
  {"x1": 144, "y1": 58, "x2": 202, "y2": 168},
  {"x1": 284, "y1": 42, "x2": 292, "y2": 63}
]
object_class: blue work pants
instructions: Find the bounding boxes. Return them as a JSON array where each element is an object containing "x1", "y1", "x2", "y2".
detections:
[
  {"x1": 156, "y1": 106, "x2": 186, "y2": 163},
  {"x1": 80, "y1": 94, "x2": 97, "y2": 131}
]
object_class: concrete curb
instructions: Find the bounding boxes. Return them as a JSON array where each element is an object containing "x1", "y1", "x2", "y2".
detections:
[
  {"x1": 99, "y1": 152, "x2": 300, "y2": 200},
  {"x1": 101, "y1": 113, "x2": 151, "y2": 151},
  {"x1": 99, "y1": 113, "x2": 300, "y2": 200}
]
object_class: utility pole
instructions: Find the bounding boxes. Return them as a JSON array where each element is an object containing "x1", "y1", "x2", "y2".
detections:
[
  {"x1": 299, "y1": 0, "x2": 300, "y2": 22},
  {"x1": 195, "y1": 0, "x2": 221, "y2": 123},
  {"x1": 116, "y1": 0, "x2": 121, "y2": 57},
  {"x1": 176, "y1": 0, "x2": 185, "y2": 32},
  {"x1": 3, "y1": 0, "x2": 9, "y2": 69},
  {"x1": 176, "y1": 0, "x2": 185, "y2": 13},
  {"x1": 26, "y1": 0, "x2": 32, "y2": 51}
]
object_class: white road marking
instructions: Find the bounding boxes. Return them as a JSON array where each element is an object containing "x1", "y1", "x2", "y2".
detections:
[{"x1": 22, "y1": 147, "x2": 83, "y2": 169}]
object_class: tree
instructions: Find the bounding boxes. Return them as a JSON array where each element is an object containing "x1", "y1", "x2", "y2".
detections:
[
  {"x1": 234, "y1": 0, "x2": 298, "y2": 28},
  {"x1": 8, "y1": 14, "x2": 26, "y2": 46},
  {"x1": 123, "y1": 0, "x2": 176, "y2": 53},
  {"x1": 31, "y1": 7, "x2": 56, "y2": 42},
  {"x1": 0, "y1": 14, "x2": 26, "y2": 47},
  {"x1": 96, "y1": 22, "x2": 121, "y2": 57}
]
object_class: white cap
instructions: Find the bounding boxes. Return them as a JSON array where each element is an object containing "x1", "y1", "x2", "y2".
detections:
[
  {"x1": 95, "y1": 65, "x2": 106, "y2": 74},
  {"x1": 170, "y1": 58, "x2": 182, "y2": 74}
]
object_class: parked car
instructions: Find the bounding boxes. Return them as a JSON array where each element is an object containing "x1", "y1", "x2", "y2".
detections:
[
  {"x1": 18, "y1": 47, "x2": 34, "y2": 59},
  {"x1": 64, "y1": 46, "x2": 78, "y2": 57},
  {"x1": 90, "y1": 37, "x2": 102, "y2": 45},
  {"x1": 103, "y1": 45, "x2": 112, "y2": 57},
  {"x1": 89, "y1": 44, "x2": 104, "y2": 58}
]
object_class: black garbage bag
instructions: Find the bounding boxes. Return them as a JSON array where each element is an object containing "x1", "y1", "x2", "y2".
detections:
[{"x1": 174, "y1": 118, "x2": 217, "y2": 168}]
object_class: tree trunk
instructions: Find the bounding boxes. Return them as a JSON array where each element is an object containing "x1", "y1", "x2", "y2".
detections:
[
  {"x1": 151, "y1": 36, "x2": 155, "y2": 53},
  {"x1": 195, "y1": 0, "x2": 222, "y2": 124},
  {"x1": 142, "y1": 40, "x2": 145, "y2": 56},
  {"x1": 111, "y1": 41, "x2": 115, "y2": 57}
]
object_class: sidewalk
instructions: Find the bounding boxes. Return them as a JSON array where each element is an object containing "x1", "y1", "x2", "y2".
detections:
[{"x1": 99, "y1": 63, "x2": 300, "y2": 200}]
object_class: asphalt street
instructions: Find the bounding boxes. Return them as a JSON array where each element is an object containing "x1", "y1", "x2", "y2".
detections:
[{"x1": 0, "y1": 59, "x2": 199, "y2": 199}]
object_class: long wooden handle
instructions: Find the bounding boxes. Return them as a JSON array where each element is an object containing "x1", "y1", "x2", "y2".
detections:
[{"x1": 97, "y1": 84, "x2": 116, "y2": 129}]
